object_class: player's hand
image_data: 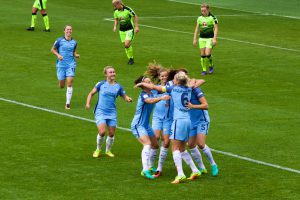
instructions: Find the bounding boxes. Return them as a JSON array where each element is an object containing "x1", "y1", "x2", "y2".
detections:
[
  {"x1": 160, "y1": 95, "x2": 171, "y2": 101},
  {"x1": 126, "y1": 96, "x2": 133, "y2": 102},
  {"x1": 75, "y1": 54, "x2": 80, "y2": 59},
  {"x1": 135, "y1": 27, "x2": 139, "y2": 34},
  {"x1": 186, "y1": 102, "x2": 193, "y2": 109},
  {"x1": 193, "y1": 39, "x2": 197, "y2": 47},
  {"x1": 212, "y1": 38, "x2": 217, "y2": 46},
  {"x1": 85, "y1": 104, "x2": 90, "y2": 110},
  {"x1": 113, "y1": 26, "x2": 117, "y2": 32},
  {"x1": 57, "y1": 54, "x2": 63, "y2": 60}
]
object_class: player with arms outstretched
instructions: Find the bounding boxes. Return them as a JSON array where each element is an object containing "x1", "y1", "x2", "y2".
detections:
[{"x1": 86, "y1": 66, "x2": 132, "y2": 158}]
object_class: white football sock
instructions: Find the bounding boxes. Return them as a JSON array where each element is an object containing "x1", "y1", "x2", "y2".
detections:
[
  {"x1": 96, "y1": 134, "x2": 105, "y2": 150},
  {"x1": 105, "y1": 136, "x2": 114, "y2": 152},
  {"x1": 149, "y1": 148, "x2": 158, "y2": 168},
  {"x1": 157, "y1": 146, "x2": 168, "y2": 172},
  {"x1": 181, "y1": 150, "x2": 199, "y2": 173},
  {"x1": 202, "y1": 144, "x2": 216, "y2": 166},
  {"x1": 172, "y1": 150, "x2": 184, "y2": 177},
  {"x1": 66, "y1": 86, "x2": 73, "y2": 104},
  {"x1": 142, "y1": 145, "x2": 151, "y2": 171},
  {"x1": 190, "y1": 147, "x2": 206, "y2": 169}
]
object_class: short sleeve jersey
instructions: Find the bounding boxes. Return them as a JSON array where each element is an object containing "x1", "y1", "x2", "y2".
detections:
[
  {"x1": 131, "y1": 91, "x2": 155, "y2": 128},
  {"x1": 94, "y1": 80, "x2": 126, "y2": 119},
  {"x1": 197, "y1": 13, "x2": 218, "y2": 38},
  {"x1": 165, "y1": 85, "x2": 191, "y2": 120},
  {"x1": 53, "y1": 37, "x2": 77, "y2": 68},
  {"x1": 189, "y1": 88, "x2": 210, "y2": 126},
  {"x1": 114, "y1": 6, "x2": 136, "y2": 31}
]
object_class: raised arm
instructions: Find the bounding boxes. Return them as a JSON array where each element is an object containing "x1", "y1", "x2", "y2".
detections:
[
  {"x1": 134, "y1": 83, "x2": 164, "y2": 92},
  {"x1": 85, "y1": 88, "x2": 98, "y2": 109},
  {"x1": 189, "y1": 78, "x2": 205, "y2": 88},
  {"x1": 144, "y1": 95, "x2": 170, "y2": 104}
]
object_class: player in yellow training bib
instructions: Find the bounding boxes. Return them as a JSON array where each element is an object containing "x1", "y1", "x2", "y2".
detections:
[
  {"x1": 193, "y1": 4, "x2": 218, "y2": 75},
  {"x1": 112, "y1": 0, "x2": 139, "y2": 65},
  {"x1": 27, "y1": 0, "x2": 50, "y2": 32}
]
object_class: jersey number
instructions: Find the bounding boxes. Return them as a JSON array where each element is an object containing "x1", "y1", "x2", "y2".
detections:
[{"x1": 181, "y1": 92, "x2": 189, "y2": 107}]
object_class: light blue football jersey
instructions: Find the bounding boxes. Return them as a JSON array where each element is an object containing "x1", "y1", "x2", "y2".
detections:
[
  {"x1": 94, "y1": 80, "x2": 126, "y2": 119},
  {"x1": 152, "y1": 86, "x2": 172, "y2": 120},
  {"x1": 189, "y1": 87, "x2": 210, "y2": 126},
  {"x1": 131, "y1": 91, "x2": 155, "y2": 128},
  {"x1": 166, "y1": 85, "x2": 191, "y2": 120},
  {"x1": 53, "y1": 37, "x2": 77, "y2": 68}
]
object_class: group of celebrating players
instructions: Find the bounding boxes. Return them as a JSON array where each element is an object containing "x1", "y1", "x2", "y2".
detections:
[{"x1": 28, "y1": 0, "x2": 219, "y2": 184}]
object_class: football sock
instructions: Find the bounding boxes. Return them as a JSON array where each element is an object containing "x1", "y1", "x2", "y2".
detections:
[
  {"x1": 96, "y1": 134, "x2": 105, "y2": 150},
  {"x1": 181, "y1": 150, "x2": 199, "y2": 173},
  {"x1": 105, "y1": 136, "x2": 114, "y2": 152},
  {"x1": 142, "y1": 145, "x2": 151, "y2": 171},
  {"x1": 201, "y1": 55, "x2": 207, "y2": 71},
  {"x1": 149, "y1": 148, "x2": 158, "y2": 167},
  {"x1": 207, "y1": 54, "x2": 213, "y2": 67},
  {"x1": 157, "y1": 146, "x2": 168, "y2": 171},
  {"x1": 190, "y1": 147, "x2": 206, "y2": 169},
  {"x1": 42, "y1": 14, "x2": 50, "y2": 30},
  {"x1": 173, "y1": 150, "x2": 184, "y2": 176},
  {"x1": 202, "y1": 145, "x2": 216, "y2": 166},
  {"x1": 125, "y1": 46, "x2": 133, "y2": 59},
  {"x1": 30, "y1": 13, "x2": 37, "y2": 27},
  {"x1": 66, "y1": 86, "x2": 73, "y2": 105}
]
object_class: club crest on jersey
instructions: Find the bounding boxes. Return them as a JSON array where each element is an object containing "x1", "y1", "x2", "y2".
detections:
[
  {"x1": 120, "y1": 16, "x2": 125, "y2": 20},
  {"x1": 202, "y1": 22, "x2": 208, "y2": 27}
]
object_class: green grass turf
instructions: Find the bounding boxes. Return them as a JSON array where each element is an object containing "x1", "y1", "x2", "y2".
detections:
[{"x1": 0, "y1": 0, "x2": 299, "y2": 199}]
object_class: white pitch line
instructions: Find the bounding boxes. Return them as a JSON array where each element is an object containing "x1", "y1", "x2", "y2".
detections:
[
  {"x1": 167, "y1": 0, "x2": 300, "y2": 20},
  {"x1": 104, "y1": 18, "x2": 300, "y2": 53},
  {"x1": 1, "y1": 97, "x2": 300, "y2": 174},
  {"x1": 139, "y1": 14, "x2": 261, "y2": 19}
]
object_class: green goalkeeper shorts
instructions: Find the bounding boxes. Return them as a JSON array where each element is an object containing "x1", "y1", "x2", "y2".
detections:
[
  {"x1": 33, "y1": 0, "x2": 47, "y2": 10},
  {"x1": 199, "y1": 38, "x2": 213, "y2": 49},
  {"x1": 119, "y1": 29, "x2": 134, "y2": 43}
]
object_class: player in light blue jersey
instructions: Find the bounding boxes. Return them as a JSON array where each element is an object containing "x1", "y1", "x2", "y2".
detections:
[
  {"x1": 131, "y1": 76, "x2": 170, "y2": 180},
  {"x1": 51, "y1": 25, "x2": 80, "y2": 109},
  {"x1": 144, "y1": 63, "x2": 173, "y2": 178},
  {"x1": 187, "y1": 87, "x2": 218, "y2": 176},
  {"x1": 135, "y1": 72, "x2": 201, "y2": 184},
  {"x1": 86, "y1": 66, "x2": 132, "y2": 158}
]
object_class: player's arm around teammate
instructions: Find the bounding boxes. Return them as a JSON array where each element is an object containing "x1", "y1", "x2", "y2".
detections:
[
  {"x1": 51, "y1": 25, "x2": 79, "y2": 109},
  {"x1": 186, "y1": 88, "x2": 219, "y2": 176},
  {"x1": 86, "y1": 66, "x2": 132, "y2": 158},
  {"x1": 131, "y1": 76, "x2": 170, "y2": 180}
]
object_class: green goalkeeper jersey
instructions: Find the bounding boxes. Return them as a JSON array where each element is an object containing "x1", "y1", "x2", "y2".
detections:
[
  {"x1": 197, "y1": 13, "x2": 218, "y2": 38},
  {"x1": 114, "y1": 6, "x2": 136, "y2": 32}
]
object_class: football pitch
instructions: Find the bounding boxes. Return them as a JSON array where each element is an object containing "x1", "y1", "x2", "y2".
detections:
[{"x1": 0, "y1": 0, "x2": 299, "y2": 199}]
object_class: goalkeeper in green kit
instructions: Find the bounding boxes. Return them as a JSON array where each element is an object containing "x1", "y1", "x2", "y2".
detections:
[{"x1": 112, "y1": 0, "x2": 139, "y2": 65}]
